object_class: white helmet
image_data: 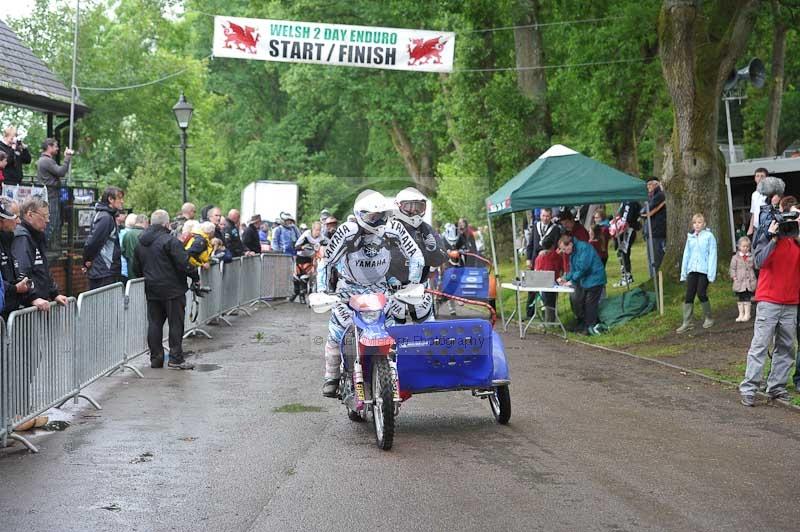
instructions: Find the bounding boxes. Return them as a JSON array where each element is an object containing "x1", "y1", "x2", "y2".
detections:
[
  {"x1": 394, "y1": 187, "x2": 427, "y2": 228},
  {"x1": 353, "y1": 189, "x2": 392, "y2": 235},
  {"x1": 443, "y1": 222, "x2": 458, "y2": 245}
]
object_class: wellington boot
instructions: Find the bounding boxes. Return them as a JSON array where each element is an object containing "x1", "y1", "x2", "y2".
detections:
[
  {"x1": 742, "y1": 302, "x2": 752, "y2": 322},
  {"x1": 676, "y1": 303, "x2": 694, "y2": 334},
  {"x1": 735, "y1": 302, "x2": 745, "y2": 322},
  {"x1": 701, "y1": 301, "x2": 714, "y2": 329}
]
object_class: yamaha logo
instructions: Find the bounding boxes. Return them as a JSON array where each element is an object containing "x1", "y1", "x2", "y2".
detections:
[{"x1": 363, "y1": 242, "x2": 381, "y2": 258}]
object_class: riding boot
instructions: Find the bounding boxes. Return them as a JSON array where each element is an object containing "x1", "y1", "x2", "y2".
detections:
[
  {"x1": 322, "y1": 340, "x2": 341, "y2": 398},
  {"x1": 701, "y1": 301, "x2": 714, "y2": 329},
  {"x1": 676, "y1": 303, "x2": 694, "y2": 333}
]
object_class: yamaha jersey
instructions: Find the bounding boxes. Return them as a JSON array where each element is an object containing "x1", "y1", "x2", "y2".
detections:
[
  {"x1": 388, "y1": 219, "x2": 446, "y2": 283},
  {"x1": 319, "y1": 220, "x2": 423, "y2": 292}
]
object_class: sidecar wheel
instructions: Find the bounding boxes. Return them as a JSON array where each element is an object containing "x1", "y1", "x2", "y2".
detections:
[
  {"x1": 489, "y1": 385, "x2": 511, "y2": 425},
  {"x1": 371, "y1": 357, "x2": 395, "y2": 450}
]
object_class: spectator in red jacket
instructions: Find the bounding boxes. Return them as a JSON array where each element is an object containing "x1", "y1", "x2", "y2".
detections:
[
  {"x1": 739, "y1": 196, "x2": 800, "y2": 407},
  {"x1": 532, "y1": 235, "x2": 562, "y2": 322},
  {"x1": 560, "y1": 214, "x2": 590, "y2": 242}
]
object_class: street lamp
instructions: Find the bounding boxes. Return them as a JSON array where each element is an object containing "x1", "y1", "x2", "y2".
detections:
[{"x1": 172, "y1": 91, "x2": 194, "y2": 203}]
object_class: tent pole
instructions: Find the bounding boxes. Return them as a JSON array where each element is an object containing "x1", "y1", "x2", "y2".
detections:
[
  {"x1": 645, "y1": 201, "x2": 660, "y2": 312},
  {"x1": 511, "y1": 212, "x2": 523, "y2": 339},
  {"x1": 486, "y1": 214, "x2": 504, "y2": 328}
]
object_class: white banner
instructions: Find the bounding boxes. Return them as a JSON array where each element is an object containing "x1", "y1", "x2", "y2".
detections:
[{"x1": 213, "y1": 16, "x2": 455, "y2": 73}]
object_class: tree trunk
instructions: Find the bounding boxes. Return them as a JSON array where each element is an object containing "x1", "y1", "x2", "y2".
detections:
[
  {"x1": 763, "y1": 0, "x2": 787, "y2": 157},
  {"x1": 514, "y1": 0, "x2": 552, "y2": 141},
  {"x1": 438, "y1": 73, "x2": 462, "y2": 155},
  {"x1": 387, "y1": 120, "x2": 436, "y2": 195},
  {"x1": 658, "y1": 0, "x2": 759, "y2": 279},
  {"x1": 652, "y1": 133, "x2": 666, "y2": 178}
]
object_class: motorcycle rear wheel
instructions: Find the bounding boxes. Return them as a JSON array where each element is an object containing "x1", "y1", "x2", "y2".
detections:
[{"x1": 371, "y1": 357, "x2": 395, "y2": 450}]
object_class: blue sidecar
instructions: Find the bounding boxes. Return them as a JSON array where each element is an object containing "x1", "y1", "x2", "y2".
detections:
[{"x1": 386, "y1": 319, "x2": 511, "y2": 424}]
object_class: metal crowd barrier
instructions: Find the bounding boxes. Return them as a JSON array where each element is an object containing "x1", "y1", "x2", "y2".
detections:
[
  {"x1": 240, "y1": 255, "x2": 263, "y2": 309},
  {"x1": 75, "y1": 284, "x2": 126, "y2": 391},
  {"x1": 260, "y1": 253, "x2": 294, "y2": 301},
  {"x1": 221, "y1": 258, "x2": 243, "y2": 316},
  {"x1": 2, "y1": 301, "x2": 78, "y2": 453},
  {"x1": 123, "y1": 279, "x2": 148, "y2": 375},
  {"x1": 1, "y1": 252, "x2": 294, "y2": 453}
]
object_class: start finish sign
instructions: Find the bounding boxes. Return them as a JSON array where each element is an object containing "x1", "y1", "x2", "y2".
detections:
[{"x1": 212, "y1": 16, "x2": 455, "y2": 73}]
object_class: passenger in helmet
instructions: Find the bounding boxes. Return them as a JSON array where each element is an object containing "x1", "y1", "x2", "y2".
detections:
[
  {"x1": 387, "y1": 187, "x2": 446, "y2": 323},
  {"x1": 317, "y1": 190, "x2": 424, "y2": 397}
]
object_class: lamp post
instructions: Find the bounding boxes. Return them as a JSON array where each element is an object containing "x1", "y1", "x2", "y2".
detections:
[{"x1": 172, "y1": 92, "x2": 194, "y2": 203}]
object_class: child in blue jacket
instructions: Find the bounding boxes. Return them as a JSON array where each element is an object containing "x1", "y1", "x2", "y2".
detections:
[{"x1": 678, "y1": 213, "x2": 717, "y2": 333}]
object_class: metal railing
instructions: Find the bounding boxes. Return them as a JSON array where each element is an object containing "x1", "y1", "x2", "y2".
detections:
[
  {"x1": 0, "y1": 253, "x2": 293, "y2": 453},
  {"x1": 2, "y1": 301, "x2": 78, "y2": 452}
]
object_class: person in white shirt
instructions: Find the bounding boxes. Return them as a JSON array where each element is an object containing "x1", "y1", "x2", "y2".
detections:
[{"x1": 747, "y1": 167, "x2": 769, "y2": 238}]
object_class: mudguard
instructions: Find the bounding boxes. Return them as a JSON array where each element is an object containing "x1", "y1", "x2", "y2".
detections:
[{"x1": 490, "y1": 331, "x2": 510, "y2": 383}]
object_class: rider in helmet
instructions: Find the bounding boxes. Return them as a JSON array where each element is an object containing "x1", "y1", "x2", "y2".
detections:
[
  {"x1": 387, "y1": 187, "x2": 446, "y2": 322},
  {"x1": 318, "y1": 190, "x2": 424, "y2": 397},
  {"x1": 292, "y1": 221, "x2": 328, "y2": 304},
  {"x1": 441, "y1": 222, "x2": 463, "y2": 315}
]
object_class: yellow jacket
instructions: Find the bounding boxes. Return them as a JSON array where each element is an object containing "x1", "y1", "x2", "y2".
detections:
[{"x1": 185, "y1": 228, "x2": 213, "y2": 267}]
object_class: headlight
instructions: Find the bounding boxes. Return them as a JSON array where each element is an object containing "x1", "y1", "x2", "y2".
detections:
[{"x1": 360, "y1": 310, "x2": 382, "y2": 324}]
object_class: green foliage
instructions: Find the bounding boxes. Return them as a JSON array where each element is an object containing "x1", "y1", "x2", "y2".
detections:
[{"x1": 5, "y1": 0, "x2": 793, "y2": 232}]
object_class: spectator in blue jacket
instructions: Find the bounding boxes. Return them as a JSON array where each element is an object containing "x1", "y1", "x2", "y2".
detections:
[
  {"x1": 677, "y1": 213, "x2": 717, "y2": 333},
  {"x1": 272, "y1": 212, "x2": 301, "y2": 255},
  {"x1": 557, "y1": 234, "x2": 607, "y2": 335}
]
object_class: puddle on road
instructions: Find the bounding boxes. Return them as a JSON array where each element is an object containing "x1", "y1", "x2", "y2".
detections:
[
  {"x1": 194, "y1": 364, "x2": 222, "y2": 373},
  {"x1": 273, "y1": 403, "x2": 325, "y2": 413}
]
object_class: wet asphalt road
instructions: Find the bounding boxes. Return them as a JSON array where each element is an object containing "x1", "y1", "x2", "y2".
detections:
[{"x1": 1, "y1": 303, "x2": 799, "y2": 532}]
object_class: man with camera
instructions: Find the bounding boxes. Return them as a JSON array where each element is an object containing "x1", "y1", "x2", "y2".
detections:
[
  {"x1": 0, "y1": 126, "x2": 32, "y2": 186},
  {"x1": 134, "y1": 209, "x2": 200, "y2": 370},
  {"x1": 0, "y1": 197, "x2": 36, "y2": 318},
  {"x1": 36, "y1": 138, "x2": 74, "y2": 246},
  {"x1": 739, "y1": 195, "x2": 800, "y2": 406}
]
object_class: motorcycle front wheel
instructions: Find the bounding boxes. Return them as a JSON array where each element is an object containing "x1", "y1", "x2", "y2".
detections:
[{"x1": 371, "y1": 357, "x2": 395, "y2": 450}]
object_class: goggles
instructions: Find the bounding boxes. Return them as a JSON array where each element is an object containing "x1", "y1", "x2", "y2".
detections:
[
  {"x1": 357, "y1": 210, "x2": 387, "y2": 226},
  {"x1": 399, "y1": 200, "x2": 426, "y2": 217}
]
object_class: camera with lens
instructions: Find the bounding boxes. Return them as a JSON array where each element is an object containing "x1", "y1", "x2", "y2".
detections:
[
  {"x1": 191, "y1": 283, "x2": 212, "y2": 298},
  {"x1": 769, "y1": 205, "x2": 800, "y2": 236}
]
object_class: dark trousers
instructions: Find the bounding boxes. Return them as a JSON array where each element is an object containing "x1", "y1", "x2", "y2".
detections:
[
  {"x1": 646, "y1": 237, "x2": 666, "y2": 278},
  {"x1": 147, "y1": 296, "x2": 186, "y2": 362},
  {"x1": 89, "y1": 276, "x2": 118, "y2": 290},
  {"x1": 684, "y1": 272, "x2": 709, "y2": 303},
  {"x1": 616, "y1": 230, "x2": 636, "y2": 275},
  {"x1": 581, "y1": 285, "x2": 603, "y2": 329},
  {"x1": 570, "y1": 285, "x2": 585, "y2": 324},
  {"x1": 44, "y1": 188, "x2": 61, "y2": 248}
]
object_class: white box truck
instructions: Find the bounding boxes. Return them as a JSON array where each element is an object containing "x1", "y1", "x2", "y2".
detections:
[{"x1": 240, "y1": 181, "x2": 299, "y2": 226}]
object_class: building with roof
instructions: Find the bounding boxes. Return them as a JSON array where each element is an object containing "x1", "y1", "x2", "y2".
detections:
[{"x1": 0, "y1": 18, "x2": 89, "y2": 139}]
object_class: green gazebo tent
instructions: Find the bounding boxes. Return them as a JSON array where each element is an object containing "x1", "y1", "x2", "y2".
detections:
[{"x1": 483, "y1": 144, "x2": 649, "y2": 337}]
